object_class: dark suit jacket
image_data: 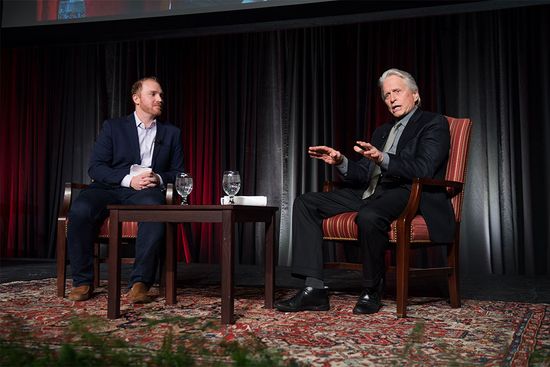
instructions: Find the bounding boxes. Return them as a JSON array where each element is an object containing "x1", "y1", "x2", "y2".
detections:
[
  {"x1": 88, "y1": 114, "x2": 185, "y2": 187},
  {"x1": 345, "y1": 109, "x2": 455, "y2": 243}
]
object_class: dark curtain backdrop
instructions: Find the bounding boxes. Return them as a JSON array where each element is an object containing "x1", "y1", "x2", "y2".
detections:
[{"x1": 1, "y1": 5, "x2": 549, "y2": 275}]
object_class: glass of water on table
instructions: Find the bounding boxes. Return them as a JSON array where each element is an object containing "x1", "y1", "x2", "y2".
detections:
[{"x1": 175, "y1": 172, "x2": 193, "y2": 205}]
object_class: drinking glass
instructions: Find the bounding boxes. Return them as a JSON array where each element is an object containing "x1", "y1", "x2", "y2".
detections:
[
  {"x1": 175, "y1": 172, "x2": 193, "y2": 205},
  {"x1": 222, "y1": 171, "x2": 241, "y2": 204}
]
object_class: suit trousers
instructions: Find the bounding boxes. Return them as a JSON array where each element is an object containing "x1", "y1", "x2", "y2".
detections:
[
  {"x1": 67, "y1": 185, "x2": 166, "y2": 288},
  {"x1": 291, "y1": 184, "x2": 410, "y2": 288}
]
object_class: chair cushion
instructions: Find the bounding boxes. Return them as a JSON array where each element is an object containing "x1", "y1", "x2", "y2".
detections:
[
  {"x1": 322, "y1": 212, "x2": 430, "y2": 242},
  {"x1": 322, "y1": 212, "x2": 359, "y2": 240},
  {"x1": 98, "y1": 219, "x2": 138, "y2": 239},
  {"x1": 65, "y1": 219, "x2": 138, "y2": 239}
]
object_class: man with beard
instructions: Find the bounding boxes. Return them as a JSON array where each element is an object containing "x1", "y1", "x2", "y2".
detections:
[{"x1": 66, "y1": 77, "x2": 184, "y2": 303}]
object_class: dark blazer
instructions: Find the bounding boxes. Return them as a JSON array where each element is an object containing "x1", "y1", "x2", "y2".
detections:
[
  {"x1": 88, "y1": 114, "x2": 185, "y2": 186},
  {"x1": 345, "y1": 109, "x2": 455, "y2": 243}
]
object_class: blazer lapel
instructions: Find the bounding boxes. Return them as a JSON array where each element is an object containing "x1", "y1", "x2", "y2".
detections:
[
  {"x1": 126, "y1": 114, "x2": 141, "y2": 163},
  {"x1": 374, "y1": 123, "x2": 394, "y2": 150},
  {"x1": 396, "y1": 109, "x2": 423, "y2": 151},
  {"x1": 152, "y1": 122, "x2": 165, "y2": 168}
]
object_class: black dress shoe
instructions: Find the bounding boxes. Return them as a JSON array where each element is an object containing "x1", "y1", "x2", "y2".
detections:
[
  {"x1": 275, "y1": 287, "x2": 330, "y2": 312},
  {"x1": 353, "y1": 288, "x2": 382, "y2": 314},
  {"x1": 353, "y1": 279, "x2": 384, "y2": 315}
]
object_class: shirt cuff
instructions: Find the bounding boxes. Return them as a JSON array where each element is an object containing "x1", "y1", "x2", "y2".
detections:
[
  {"x1": 380, "y1": 152, "x2": 390, "y2": 170},
  {"x1": 336, "y1": 156, "x2": 348, "y2": 176},
  {"x1": 121, "y1": 175, "x2": 132, "y2": 188}
]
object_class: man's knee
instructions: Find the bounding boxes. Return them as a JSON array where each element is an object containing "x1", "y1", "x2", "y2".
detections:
[
  {"x1": 356, "y1": 208, "x2": 388, "y2": 233},
  {"x1": 294, "y1": 191, "x2": 321, "y2": 209},
  {"x1": 68, "y1": 197, "x2": 99, "y2": 223},
  {"x1": 132, "y1": 189, "x2": 165, "y2": 205}
]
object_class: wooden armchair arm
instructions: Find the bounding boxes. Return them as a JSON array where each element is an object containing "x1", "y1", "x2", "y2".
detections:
[
  {"x1": 396, "y1": 177, "x2": 463, "y2": 230},
  {"x1": 58, "y1": 182, "x2": 89, "y2": 222},
  {"x1": 416, "y1": 177, "x2": 463, "y2": 197},
  {"x1": 165, "y1": 183, "x2": 174, "y2": 204}
]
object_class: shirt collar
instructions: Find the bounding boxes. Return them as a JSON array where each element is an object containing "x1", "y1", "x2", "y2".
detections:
[
  {"x1": 134, "y1": 111, "x2": 157, "y2": 129},
  {"x1": 395, "y1": 106, "x2": 418, "y2": 128}
]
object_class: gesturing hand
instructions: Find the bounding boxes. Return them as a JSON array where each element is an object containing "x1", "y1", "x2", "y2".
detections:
[
  {"x1": 354, "y1": 141, "x2": 384, "y2": 164},
  {"x1": 308, "y1": 146, "x2": 344, "y2": 165}
]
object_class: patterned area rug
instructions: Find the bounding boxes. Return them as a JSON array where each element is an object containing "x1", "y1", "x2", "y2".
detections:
[{"x1": 1, "y1": 278, "x2": 549, "y2": 366}]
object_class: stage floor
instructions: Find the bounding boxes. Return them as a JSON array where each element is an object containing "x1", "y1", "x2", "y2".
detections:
[{"x1": 1, "y1": 258, "x2": 549, "y2": 304}]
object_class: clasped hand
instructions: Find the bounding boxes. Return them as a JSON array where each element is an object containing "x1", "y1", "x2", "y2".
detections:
[
  {"x1": 308, "y1": 141, "x2": 383, "y2": 165},
  {"x1": 130, "y1": 171, "x2": 159, "y2": 190}
]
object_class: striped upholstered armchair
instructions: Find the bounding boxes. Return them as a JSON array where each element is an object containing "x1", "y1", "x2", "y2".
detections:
[{"x1": 322, "y1": 116, "x2": 473, "y2": 318}]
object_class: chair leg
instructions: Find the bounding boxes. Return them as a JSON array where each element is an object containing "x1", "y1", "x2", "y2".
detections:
[
  {"x1": 56, "y1": 221, "x2": 67, "y2": 298},
  {"x1": 447, "y1": 239, "x2": 461, "y2": 308},
  {"x1": 93, "y1": 242, "x2": 100, "y2": 288},
  {"x1": 395, "y1": 237, "x2": 410, "y2": 318}
]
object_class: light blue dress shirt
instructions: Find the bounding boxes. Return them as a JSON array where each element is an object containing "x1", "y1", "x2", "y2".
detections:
[{"x1": 120, "y1": 112, "x2": 159, "y2": 187}]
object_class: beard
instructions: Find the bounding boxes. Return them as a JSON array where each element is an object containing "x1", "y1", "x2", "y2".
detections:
[{"x1": 143, "y1": 104, "x2": 162, "y2": 117}]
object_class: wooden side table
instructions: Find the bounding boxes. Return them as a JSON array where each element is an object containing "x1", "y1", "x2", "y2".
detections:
[{"x1": 106, "y1": 204, "x2": 278, "y2": 324}]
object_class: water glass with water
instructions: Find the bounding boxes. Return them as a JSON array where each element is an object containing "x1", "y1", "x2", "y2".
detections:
[
  {"x1": 175, "y1": 172, "x2": 193, "y2": 205},
  {"x1": 222, "y1": 171, "x2": 241, "y2": 204}
]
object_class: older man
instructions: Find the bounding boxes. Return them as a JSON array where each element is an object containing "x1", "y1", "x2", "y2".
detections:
[
  {"x1": 67, "y1": 77, "x2": 184, "y2": 303},
  {"x1": 275, "y1": 68, "x2": 455, "y2": 314}
]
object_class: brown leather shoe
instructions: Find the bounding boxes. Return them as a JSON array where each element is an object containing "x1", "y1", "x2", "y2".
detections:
[
  {"x1": 68, "y1": 285, "x2": 93, "y2": 301},
  {"x1": 128, "y1": 282, "x2": 152, "y2": 304}
]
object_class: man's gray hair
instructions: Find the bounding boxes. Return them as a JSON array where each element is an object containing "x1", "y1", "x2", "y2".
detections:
[{"x1": 378, "y1": 68, "x2": 421, "y2": 106}]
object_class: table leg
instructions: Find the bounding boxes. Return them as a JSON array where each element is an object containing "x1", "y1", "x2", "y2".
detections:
[
  {"x1": 264, "y1": 214, "x2": 275, "y2": 308},
  {"x1": 166, "y1": 222, "x2": 177, "y2": 304},
  {"x1": 56, "y1": 221, "x2": 67, "y2": 298},
  {"x1": 107, "y1": 210, "x2": 121, "y2": 319},
  {"x1": 221, "y1": 210, "x2": 235, "y2": 324}
]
